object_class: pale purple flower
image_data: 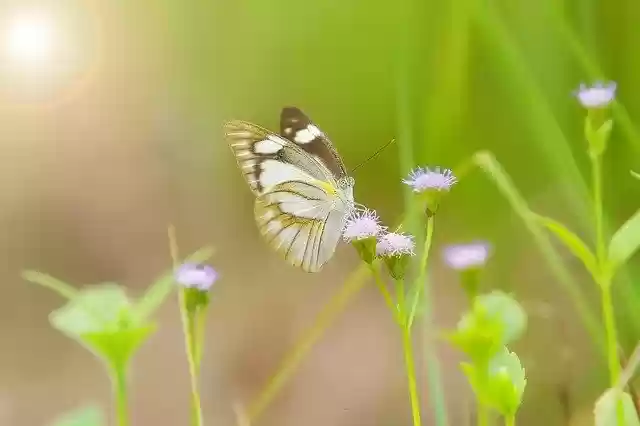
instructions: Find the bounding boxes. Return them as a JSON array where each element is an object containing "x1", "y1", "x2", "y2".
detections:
[
  {"x1": 575, "y1": 81, "x2": 617, "y2": 108},
  {"x1": 343, "y1": 208, "x2": 385, "y2": 242},
  {"x1": 175, "y1": 263, "x2": 218, "y2": 291},
  {"x1": 443, "y1": 242, "x2": 491, "y2": 270},
  {"x1": 403, "y1": 166, "x2": 457, "y2": 193},
  {"x1": 376, "y1": 232, "x2": 415, "y2": 257}
]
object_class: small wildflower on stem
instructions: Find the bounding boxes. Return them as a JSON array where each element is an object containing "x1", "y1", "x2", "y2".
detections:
[
  {"x1": 376, "y1": 231, "x2": 422, "y2": 426},
  {"x1": 176, "y1": 263, "x2": 217, "y2": 313},
  {"x1": 170, "y1": 226, "x2": 218, "y2": 426},
  {"x1": 576, "y1": 82, "x2": 615, "y2": 158},
  {"x1": 443, "y1": 242, "x2": 491, "y2": 303},
  {"x1": 175, "y1": 263, "x2": 217, "y2": 426},
  {"x1": 403, "y1": 166, "x2": 457, "y2": 216},
  {"x1": 343, "y1": 208, "x2": 396, "y2": 316},
  {"x1": 403, "y1": 166, "x2": 457, "y2": 426},
  {"x1": 575, "y1": 82, "x2": 624, "y2": 426}
]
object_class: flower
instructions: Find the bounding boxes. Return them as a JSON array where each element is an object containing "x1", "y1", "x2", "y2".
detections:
[
  {"x1": 175, "y1": 263, "x2": 218, "y2": 291},
  {"x1": 376, "y1": 232, "x2": 415, "y2": 257},
  {"x1": 343, "y1": 208, "x2": 385, "y2": 242},
  {"x1": 376, "y1": 232, "x2": 415, "y2": 280},
  {"x1": 403, "y1": 166, "x2": 457, "y2": 193},
  {"x1": 575, "y1": 81, "x2": 616, "y2": 109},
  {"x1": 442, "y1": 242, "x2": 491, "y2": 270},
  {"x1": 344, "y1": 208, "x2": 386, "y2": 265}
]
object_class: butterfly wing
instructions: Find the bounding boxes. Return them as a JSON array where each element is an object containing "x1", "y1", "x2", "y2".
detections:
[
  {"x1": 225, "y1": 112, "x2": 354, "y2": 272},
  {"x1": 280, "y1": 107, "x2": 349, "y2": 179},
  {"x1": 254, "y1": 179, "x2": 350, "y2": 272},
  {"x1": 225, "y1": 120, "x2": 334, "y2": 195}
]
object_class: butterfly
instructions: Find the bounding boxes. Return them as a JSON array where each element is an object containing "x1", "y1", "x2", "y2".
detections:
[{"x1": 224, "y1": 107, "x2": 356, "y2": 272}]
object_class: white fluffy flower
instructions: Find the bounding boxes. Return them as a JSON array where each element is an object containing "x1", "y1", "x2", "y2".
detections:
[
  {"x1": 343, "y1": 208, "x2": 385, "y2": 242},
  {"x1": 403, "y1": 166, "x2": 457, "y2": 193},
  {"x1": 376, "y1": 232, "x2": 415, "y2": 257}
]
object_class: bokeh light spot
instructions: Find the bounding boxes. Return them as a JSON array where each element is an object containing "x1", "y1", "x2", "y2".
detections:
[{"x1": 6, "y1": 12, "x2": 54, "y2": 65}]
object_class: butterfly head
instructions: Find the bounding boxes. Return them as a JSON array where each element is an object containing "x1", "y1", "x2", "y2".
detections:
[
  {"x1": 337, "y1": 176, "x2": 355, "y2": 190},
  {"x1": 336, "y1": 176, "x2": 356, "y2": 213}
]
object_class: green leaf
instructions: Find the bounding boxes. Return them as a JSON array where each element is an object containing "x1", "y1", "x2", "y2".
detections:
[
  {"x1": 476, "y1": 291, "x2": 527, "y2": 345},
  {"x1": 22, "y1": 271, "x2": 79, "y2": 300},
  {"x1": 49, "y1": 284, "x2": 133, "y2": 337},
  {"x1": 49, "y1": 405, "x2": 104, "y2": 426},
  {"x1": 485, "y1": 348, "x2": 527, "y2": 417},
  {"x1": 609, "y1": 209, "x2": 640, "y2": 273},
  {"x1": 473, "y1": 151, "x2": 604, "y2": 354},
  {"x1": 489, "y1": 348, "x2": 527, "y2": 416},
  {"x1": 461, "y1": 348, "x2": 527, "y2": 418},
  {"x1": 533, "y1": 214, "x2": 598, "y2": 278},
  {"x1": 449, "y1": 292, "x2": 527, "y2": 363},
  {"x1": 631, "y1": 170, "x2": 640, "y2": 181},
  {"x1": 49, "y1": 284, "x2": 156, "y2": 367},
  {"x1": 597, "y1": 119, "x2": 614, "y2": 142},
  {"x1": 135, "y1": 246, "x2": 214, "y2": 322},
  {"x1": 585, "y1": 118, "x2": 612, "y2": 157},
  {"x1": 83, "y1": 325, "x2": 156, "y2": 368},
  {"x1": 594, "y1": 388, "x2": 640, "y2": 426},
  {"x1": 448, "y1": 308, "x2": 504, "y2": 363}
]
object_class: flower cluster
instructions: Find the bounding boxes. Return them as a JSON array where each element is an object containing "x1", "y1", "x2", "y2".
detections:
[
  {"x1": 342, "y1": 165, "x2": 461, "y2": 278},
  {"x1": 342, "y1": 208, "x2": 415, "y2": 271}
]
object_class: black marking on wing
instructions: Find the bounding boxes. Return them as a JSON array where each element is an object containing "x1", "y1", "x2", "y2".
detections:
[
  {"x1": 280, "y1": 107, "x2": 348, "y2": 179},
  {"x1": 225, "y1": 121, "x2": 280, "y2": 194}
]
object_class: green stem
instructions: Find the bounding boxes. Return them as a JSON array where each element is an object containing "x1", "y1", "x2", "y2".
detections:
[
  {"x1": 370, "y1": 263, "x2": 400, "y2": 324},
  {"x1": 396, "y1": 278, "x2": 422, "y2": 426},
  {"x1": 112, "y1": 364, "x2": 129, "y2": 426},
  {"x1": 169, "y1": 226, "x2": 203, "y2": 426},
  {"x1": 504, "y1": 414, "x2": 515, "y2": 426},
  {"x1": 408, "y1": 216, "x2": 435, "y2": 328},
  {"x1": 592, "y1": 154, "x2": 606, "y2": 267},
  {"x1": 477, "y1": 399, "x2": 488, "y2": 426},
  {"x1": 591, "y1": 154, "x2": 623, "y2": 426},
  {"x1": 181, "y1": 290, "x2": 204, "y2": 426},
  {"x1": 407, "y1": 217, "x2": 448, "y2": 426},
  {"x1": 425, "y1": 349, "x2": 448, "y2": 426},
  {"x1": 401, "y1": 325, "x2": 422, "y2": 426},
  {"x1": 601, "y1": 286, "x2": 621, "y2": 386},
  {"x1": 194, "y1": 308, "x2": 207, "y2": 370}
]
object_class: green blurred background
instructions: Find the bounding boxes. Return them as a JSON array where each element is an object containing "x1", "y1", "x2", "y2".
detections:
[{"x1": 1, "y1": 0, "x2": 640, "y2": 425}]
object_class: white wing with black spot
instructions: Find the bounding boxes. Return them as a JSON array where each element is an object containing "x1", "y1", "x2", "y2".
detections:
[
  {"x1": 225, "y1": 120, "x2": 335, "y2": 195},
  {"x1": 224, "y1": 109, "x2": 355, "y2": 273}
]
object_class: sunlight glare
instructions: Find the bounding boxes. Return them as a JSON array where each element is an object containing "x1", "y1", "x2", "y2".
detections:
[{"x1": 6, "y1": 13, "x2": 54, "y2": 64}]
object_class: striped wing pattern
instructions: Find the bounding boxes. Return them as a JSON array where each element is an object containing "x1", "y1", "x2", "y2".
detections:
[
  {"x1": 254, "y1": 180, "x2": 348, "y2": 272},
  {"x1": 224, "y1": 109, "x2": 353, "y2": 272},
  {"x1": 224, "y1": 120, "x2": 330, "y2": 195}
]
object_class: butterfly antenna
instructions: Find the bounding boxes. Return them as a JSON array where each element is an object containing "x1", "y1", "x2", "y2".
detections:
[{"x1": 350, "y1": 138, "x2": 396, "y2": 174}]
